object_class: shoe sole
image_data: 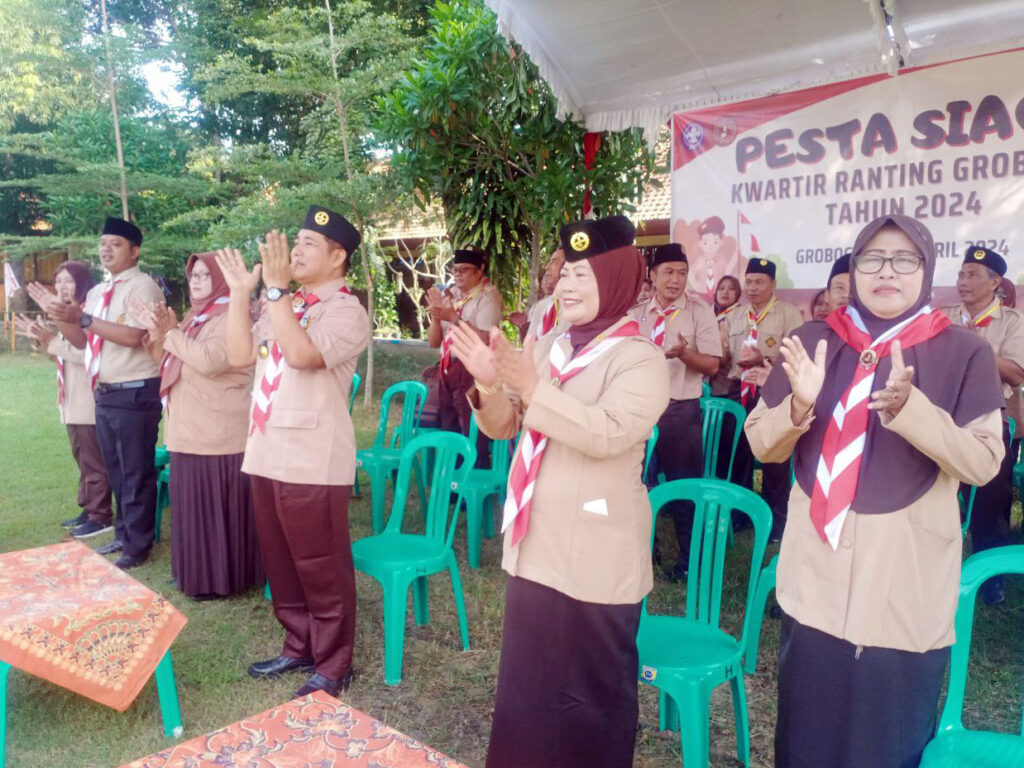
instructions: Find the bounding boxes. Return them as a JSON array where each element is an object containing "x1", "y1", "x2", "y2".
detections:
[
  {"x1": 249, "y1": 665, "x2": 316, "y2": 680},
  {"x1": 72, "y1": 527, "x2": 114, "y2": 540}
]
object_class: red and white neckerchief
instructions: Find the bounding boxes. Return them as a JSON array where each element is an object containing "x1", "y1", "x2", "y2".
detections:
[
  {"x1": 159, "y1": 295, "x2": 231, "y2": 406},
  {"x1": 961, "y1": 299, "x2": 999, "y2": 329},
  {"x1": 649, "y1": 300, "x2": 680, "y2": 347},
  {"x1": 810, "y1": 304, "x2": 950, "y2": 549},
  {"x1": 716, "y1": 303, "x2": 740, "y2": 322},
  {"x1": 535, "y1": 297, "x2": 559, "y2": 339},
  {"x1": 83, "y1": 279, "x2": 119, "y2": 390},
  {"x1": 739, "y1": 296, "x2": 776, "y2": 407},
  {"x1": 502, "y1": 320, "x2": 641, "y2": 546},
  {"x1": 440, "y1": 279, "x2": 488, "y2": 376},
  {"x1": 56, "y1": 356, "x2": 66, "y2": 406},
  {"x1": 250, "y1": 285, "x2": 351, "y2": 434}
]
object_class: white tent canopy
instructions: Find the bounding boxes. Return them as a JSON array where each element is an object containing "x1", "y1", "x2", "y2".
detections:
[{"x1": 484, "y1": 0, "x2": 1024, "y2": 143}]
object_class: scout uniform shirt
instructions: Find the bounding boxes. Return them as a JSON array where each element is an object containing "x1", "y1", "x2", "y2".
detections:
[
  {"x1": 526, "y1": 294, "x2": 568, "y2": 338},
  {"x1": 242, "y1": 279, "x2": 370, "y2": 486},
  {"x1": 83, "y1": 266, "x2": 164, "y2": 384},
  {"x1": 46, "y1": 336, "x2": 95, "y2": 425},
  {"x1": 943, "y1": 301, "x2": 1024, "y2": 427},
  {"x1": 440, "y1": 280, "x2": 503, "y2": 361},
  {"x1": 723, "y1": 297, "x2": 804, "y2": 380},
  {"x1": 629, "y1": 294, "x2": 722, "y2": 400}
]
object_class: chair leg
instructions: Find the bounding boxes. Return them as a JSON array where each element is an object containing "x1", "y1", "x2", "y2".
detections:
[
  {"x1": 368, "y1": 467, "x2": 387, "y2": 534},
  {"x1": 264, "y1": 581, "x2": 272, "y2": 600},
  {"x1": 154, "y1": 482, "x2": 166, "y2": 544},
  {"x1": 447, "y1": 558, "x2": 471, "y2": 651},
  {"x1": 658, "y1": 687, "x2": 680, "y2": 733},
  {"x1": 412, "y1": 576, "x2": 430, "y2": 626},
  {"x1": 153, "y1": 651, "x2": 183, "y2": 739},
  {"x1": 484, "y1": 495, "x2": 496, "y2": 539},
  {"x1": 673, "y1": 682, "x2": 711, "y2": 768},
  {"x1": 464, "y1": 493, "x2": 483, "y2": 570},
  {"x1": 382, "y1": 578, "x2": 412, "y2": 686},
  {"x1": 0, "y1": 661, "x2": 10, "y2": 768},
  {"x1": 744, "y1": 560, "x2": 777, "y2": 675},
  {"x1": 730, "y1": 674, "x2": 751, "y2": 767}
]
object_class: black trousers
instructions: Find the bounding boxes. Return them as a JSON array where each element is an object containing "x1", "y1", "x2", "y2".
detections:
[
  {"x1": 729, "y1": 390, "x2": 790, "y2": 535},
  {"x1": 93, "y1": 379, "x2": 161, "y2": 559},
  {"x1": 965, "y1": 419, "x2": 1014, "y2": 552},
  {"x1": 439, "y1": 357, "x2": 488, "y2": 467},
  {"x1": 653, "y1": 399, "x2": 704, "y2": 565}
]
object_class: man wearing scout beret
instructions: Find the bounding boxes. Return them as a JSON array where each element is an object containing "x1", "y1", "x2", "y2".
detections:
[
  {"x1": 217, "y1": 204, "x2": 369, "y2": 696},
  {"x1": 27, "y1": 217, "x2": 164, "y2": 568},
  {"x1": 426, "y1": 246, "x2": 503, "y2": 457},
  {"x1": 942, "y1": 245, "x2": 1024, "y2": 605},
  {"x1": 722, "y1": 257, "x2": 803, "y2": 541},
  {"x1": 630, "y1": 243, "x2": 722, "y2": 579},
  {"x1": 827, "y1": 252, "x2": 851, "y2": 310}
]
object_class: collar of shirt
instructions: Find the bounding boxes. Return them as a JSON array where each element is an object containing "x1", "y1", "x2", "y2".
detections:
[
  {"x1": 306, "y1": 277, "x2": 350, "y2": 304},
  {"x1": 108, "y1": 265, "x2": 142, "y2": 282},
  {"x1": 648, "y1": 294, "x2": 686, "y2": 314}
]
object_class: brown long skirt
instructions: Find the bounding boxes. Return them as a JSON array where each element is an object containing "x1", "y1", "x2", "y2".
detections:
[
  {"x1": 485, "y1": 577, "x2": 642, "y2": 768},
  {"x1": 169, "y1": 451, "x2": 264, "y2": 597}
]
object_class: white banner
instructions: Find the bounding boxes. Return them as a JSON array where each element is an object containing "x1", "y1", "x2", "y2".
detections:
[{"x1": 671, "y1": 48, "x2": 1024, "y2": 304}]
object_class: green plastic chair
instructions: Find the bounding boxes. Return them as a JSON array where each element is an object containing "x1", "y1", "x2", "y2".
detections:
[
  {"x1": 644, "y1": 425, "x2": 660, "y2": 486},
  {"x1": 964, "y1": 416, "x2": 1016, "y2": 537},
  {"x1": 919, "y1": 545, "x2": 1024, "y2": 768},
  {"x1": 355, "y1": 380, "x2": 428, "y2": 534},
  {"x1": 637, "y1": 478, "x2": 771, "y2": 768},
  {"x1": 699, "y1": 396, "x2": 746, "y2": 480},
  {"x1": 0, "y1": 651, "x2": 182, "y2": 767},
  {"x1": 352, "y1": 431, "x2": 474, "y2": 686},
  {"x1": 702, "y1": 380, "x2": 711, "y2": 398},
  {"x1": 154, "y1": 465, "x2": 170, "y2": 543},
  {"x1": 743, "y1": 554, "x2": 778, "y2": 674},
  {"x1": 459, "y1": 415, "x2": 512, "y2": 569}
]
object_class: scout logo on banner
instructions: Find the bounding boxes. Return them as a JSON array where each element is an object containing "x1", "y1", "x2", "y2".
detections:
[{"x1": 671, "y1": 48, "x2": 1024, "y2": 304}]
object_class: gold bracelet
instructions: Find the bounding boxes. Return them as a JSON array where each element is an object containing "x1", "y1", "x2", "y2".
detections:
[{"x1": 476, "y1": 381, "x2": 499, "y2": 397}]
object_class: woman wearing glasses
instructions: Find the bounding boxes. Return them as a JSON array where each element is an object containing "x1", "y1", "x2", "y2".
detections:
[{"x1": 745, "y1": 215, "x2": 1005, "y2": 768}]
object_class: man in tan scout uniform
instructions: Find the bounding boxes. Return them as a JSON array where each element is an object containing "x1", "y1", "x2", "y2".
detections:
[
  {"x1": 721, "y1": 257, "x2": 803, "y2": 540},
  {"x1": 427, "y1": 247, "x2": 502, "y2": 461},
  {"x1": 942, "y1": 245, "x2": 1024, "y2": 605},
  {"x1": 28, "y1": 218, "x2": 164, "y2": 568},
  {"x1": 630, "y1": 243, "x2": 721, "y2": 579},
  {"x1": 217, "y1": 204, "x2": 369, "y2": 697}
]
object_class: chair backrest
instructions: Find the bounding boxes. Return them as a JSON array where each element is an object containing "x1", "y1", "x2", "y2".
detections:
[
  {"x1": 700, "y1": 397, "x2": 746, "y2": 480},
  {"x1": 643, "y1": 425, "x2": 659, "y2": 485},
  {"x1": 385, "y1": 431, "x2": 476, "y2": 546},
  {"x1": 348, "y1": 371, "x2": 362, "y2": 414},
  {"x1": 646, "y1": 479, "x2": 771, "y2": 637},
  {"x1": 372, "y1": 380, "x2": 428, "y2": 450},
  {"x1": 702, "y1": 380, "x2": 711, "y2": 399},
  {"x1": 935, "y1": 545, "x2": 1024, "y2": 735}
]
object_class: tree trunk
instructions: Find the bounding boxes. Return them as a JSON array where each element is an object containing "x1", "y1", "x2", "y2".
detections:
[
  {"x1": 526, "y1": 222, "x2": 543, "y2": 306},
  {"x1": 100, "y1": 0, "x2": 129, "y2": 220}
]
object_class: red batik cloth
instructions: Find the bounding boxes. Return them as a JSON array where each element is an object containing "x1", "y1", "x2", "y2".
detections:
[
  {"x1": 122, "y1": 690, "x2": 469, "y2": 767},
  {"x1": 0, "y1": 542, "x2": 186, "y2": 712}
]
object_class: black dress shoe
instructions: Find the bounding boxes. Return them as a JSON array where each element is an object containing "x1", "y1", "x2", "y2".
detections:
[
  {"x1": 295, "y1": 669, "x2": 354, "y2": 698},
  {"x1": 114, "y1": 553, "x2": 149, "y2": 570},
  {"x1": 61, "y1": 511, "x2": 88, "y2": 528},
  {"x1": 96, "y1": 540, "x2": 124, "y2": 555},
  {"x1": 248, "y1": 655, "x2": 316, "y2": 680}
]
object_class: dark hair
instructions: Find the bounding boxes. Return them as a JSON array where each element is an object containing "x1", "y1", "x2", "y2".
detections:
[{"x1": 713, "y1": 274, "x2": 742, "y2": 314}]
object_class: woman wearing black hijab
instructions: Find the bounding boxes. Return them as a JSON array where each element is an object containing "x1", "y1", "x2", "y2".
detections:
[
  {"x1": 451, "y1": 215, "x2": 669, "y2": 768},
  {"x1": 746, "y1": 214, "x2": 1005, "y2": 768}
]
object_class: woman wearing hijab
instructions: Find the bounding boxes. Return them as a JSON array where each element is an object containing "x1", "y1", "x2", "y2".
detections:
[
  {"x1": 135, "y1": 253, "x2": 262, "y2": 599},
  {"x1": 450, "y1": 215, "x2": 669, "y2": 768},
  {"x1": 809, "y1": 288, "x2": 830, "y2": 321},
  {"x1": 18, "y1": 262, "x2": 114, "y2": 537},
  {"x1": 745, "y1": 214, "x2": 1005, "y2": 768},
  {"x1": 710, "y1": 274, "x2": 742, "y2": 397}
]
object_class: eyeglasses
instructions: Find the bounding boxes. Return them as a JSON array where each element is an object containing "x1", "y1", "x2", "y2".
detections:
[
  {"x1": 853, "y1": 251, "x2": 924, "y2": 275},
  {"x1": 189, "y1": 271, "x2": 212, "y2": 282},
  {"x1": 451, "y1": 266, "x2": 479, "y2": 276}
]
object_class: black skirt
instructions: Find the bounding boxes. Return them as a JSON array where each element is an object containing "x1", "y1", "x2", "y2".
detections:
[
  {"x1": 776, "y1": 613, "x2": 949, "y2": 768},
  {"x1": 485, "y1": 576, "x2": 642, "y2": 768},
  {"x1": 169, "y1": 451, "x2": 265, "y2": 597}
]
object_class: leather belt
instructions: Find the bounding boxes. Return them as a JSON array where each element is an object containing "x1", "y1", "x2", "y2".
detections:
[{"x1": 95, "y1": 379, "x2": 150, "y2": 393}]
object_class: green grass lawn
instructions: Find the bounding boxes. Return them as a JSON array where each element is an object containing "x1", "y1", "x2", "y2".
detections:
[{"x1": 1, "y1": 348, "x2": 1022, "y2": 767}]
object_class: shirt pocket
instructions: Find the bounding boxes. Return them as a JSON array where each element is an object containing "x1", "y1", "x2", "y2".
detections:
[{"x1": 272, "y1": 407, "x2": 319, "y2": 430}]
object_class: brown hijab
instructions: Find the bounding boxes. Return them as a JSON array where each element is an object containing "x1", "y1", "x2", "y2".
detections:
[
  {"x1": 159, "y1": 253, "x2": 231, "y2": 397},
  {"x1": 761, "y1": 215, "x2": 1004, "y2": 514},
  {"x1": 567, "y1": 244, "x2": 646, "y2": 349}
]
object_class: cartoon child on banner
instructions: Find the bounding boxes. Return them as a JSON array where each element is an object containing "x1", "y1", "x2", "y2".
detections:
[{"x1": 673, "y1": 215, "x2": 746, "y2": 304}]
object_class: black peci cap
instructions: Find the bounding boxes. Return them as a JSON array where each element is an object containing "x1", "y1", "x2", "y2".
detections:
[
  {"x1": 828, "y1": 253, "x2": 851, "y2": 285},
  {"x1": 102, "y1": 217, "x2": 143, "y2": 246},
  {"x1": 302, "y1": 205, "x2": 360, "y2": 254},
  {"x1": 963, "y1": 245, "x2": 1007, "y2": 277},
  {"x1": 745, "y1": 257, "x2": 777, "y2": 279},
  {"x1": 649, "y1": 243, "x2": 687, "y2": 268},
  {"x1": 453, "y1": 248, "x2": 487, "y2": 268},
  {"x1": 559, "y1": 215, "x2": 636, "y2": 262}
]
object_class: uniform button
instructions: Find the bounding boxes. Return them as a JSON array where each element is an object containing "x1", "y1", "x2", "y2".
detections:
[{"x1": 841, "y1": 540, "x2": 852, "y2": 549}]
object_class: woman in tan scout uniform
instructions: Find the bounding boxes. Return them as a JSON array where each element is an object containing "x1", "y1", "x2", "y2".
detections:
[
  {"x1": 451, "y1": 215, "x2": 669, "y2": 768},
  {"x1": 217, "y1": 205, "x2": 369, "y2": 699},
  {"x1": 132, "y1": 252, "x2": 261, "y2": 600},
  {"x1": 746, "y1": 214, "x2": 1004, "y2": 768},
  {"x1": 941, "y1": 245, "x2": 1024, "y2": 605},
  {"x1": 17, "y1": 262, "x2": 113, "y2": 536}
]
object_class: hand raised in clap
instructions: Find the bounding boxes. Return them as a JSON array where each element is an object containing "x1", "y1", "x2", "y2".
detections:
[{"x1": 867, "y1": 340, "x2": 914, "y2": 423}]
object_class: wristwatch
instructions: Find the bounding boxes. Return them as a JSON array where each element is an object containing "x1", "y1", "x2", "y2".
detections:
[
  {"x1": 266, "y1": 287, "x2": 287, "y2": 302},
  {"x1": 78, "y1": 313, "x2": 93, "y2": 328}
]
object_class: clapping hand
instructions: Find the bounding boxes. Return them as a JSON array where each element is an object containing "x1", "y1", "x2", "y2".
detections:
[
  {"x1": 867, "y1": 340, "x2": 914, "y2": 423},
  {"x1": 663, "y1": 336, "x2": 687, "y2": 360},
  {"x1": 426, "y1": 287, "x2": 456, "y2": 324},
  {"x1": 779, "y1": 336, "x2": 827, "y2": 424},
  {"x1": 215, "y1": 247, "x2": 261, "y2": 296},
  {"x1": 493, "y1": 329, "x2": 538, "y2": 400},
  {"x1": 128, "y1": 297, "x2": 177, "y2": 342},
  {"x1": 449, "y1": 322, "x2": 499, "y2": 388},
  {"x1": 25, "y1": 282, "x2": 82, "y2": 323},
  {"x1": 14, "y1": 314, "x2": 54, "y2": 348},
  {"x1": 258, "y1": 230, "x2": 291, "y2": 288}
]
